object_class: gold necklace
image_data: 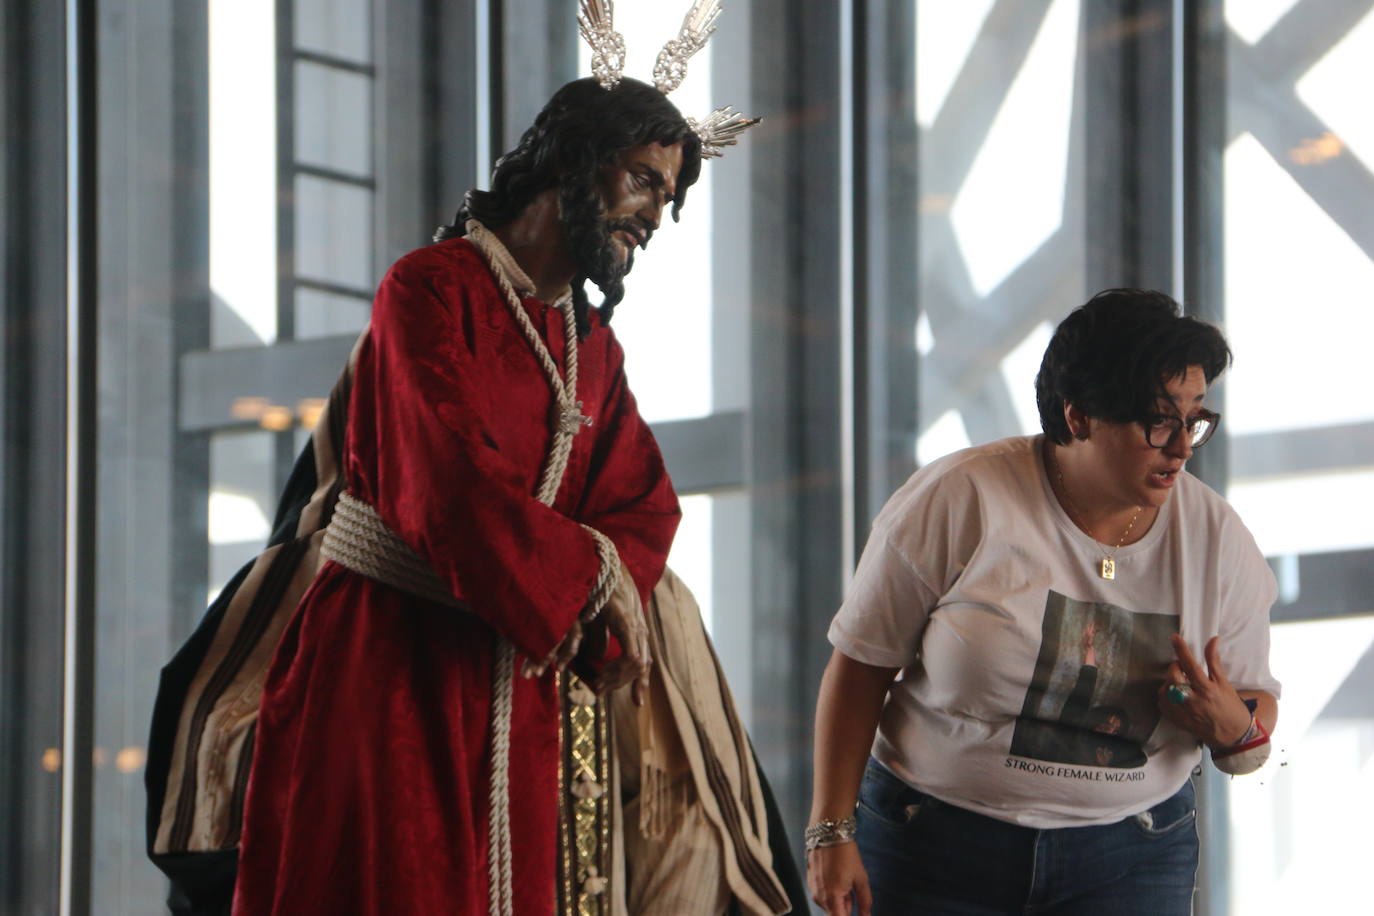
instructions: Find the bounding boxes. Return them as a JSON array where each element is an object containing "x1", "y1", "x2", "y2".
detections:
[{"x1": 1047, "y1": 445, "x2": 1142, "y2": 581}]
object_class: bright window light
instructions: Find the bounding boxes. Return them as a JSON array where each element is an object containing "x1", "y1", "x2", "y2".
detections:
[
  {"x1": 209, "y1": 0, "x2": 277, "y2": 346},
  {"x1": 915, "y1": 0, "x2": 995, "y2": 128},
  {"x1": 668, "y1": 494, "x2": 714, "y2": 634},
  {"x1": 208, "y1": 491, "x2": 272, "y2": 545},
  {"x1": 578, "y1": 9, "x2": 714, "y2": 423},
  {"x1": 1227, "y1": 468, "x2": 1374, "y2": 558},
  {"x1": 999, "y1": 321, "x2": 1053, "y2": 435},
  {"x1": 1226, "y1": 616, "x2": 1374, "y2": 915},
  {"x1": 949, "y1": 0, "x2": 1078, "y2": 297},
  {"x1": 917, "y1": 409, "x2": 972, "y2": 467},
  {"x1": 1223, "y1": 132, "x2": 1374, "y2": 436},
  {"x1": 1225, "y1": 0, "x2": 1302, "y2": 47}
]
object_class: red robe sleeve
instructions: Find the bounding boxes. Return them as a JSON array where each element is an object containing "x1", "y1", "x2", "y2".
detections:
[
  {"x1": 576, "y1": 330, "x2": 680, "y2": 609},
  {"x1": 346, "y1": 246, "x2": 677, "y2": 663}
]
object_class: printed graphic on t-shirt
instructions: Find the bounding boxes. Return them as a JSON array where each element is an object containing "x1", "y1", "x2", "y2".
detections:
[{"x1": 1008, "y1": 591, "x2": 1177, "y2": 769}]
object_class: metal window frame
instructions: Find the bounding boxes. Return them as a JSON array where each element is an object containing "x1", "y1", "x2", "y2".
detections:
[
  {"x1": 2, "y1": 0, "x2": 74, "y2": 911},
  {"x1": 60, "y1": 0, "x2": 98, "y2": 912}
]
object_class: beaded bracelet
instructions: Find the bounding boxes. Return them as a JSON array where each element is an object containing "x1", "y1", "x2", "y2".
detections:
[
  {"x1": 804, "y1": 815, "x2": 858, "y2": 851},
  {"x1": 1211, "y1": 714, "x2": 1271, "y2": 776}
]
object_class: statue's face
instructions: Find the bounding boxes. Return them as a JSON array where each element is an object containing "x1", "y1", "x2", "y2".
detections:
[
  {"x1": 558, "y1": 139, "x2": 686, "y2": 313},
  {"x1": 594, "y1": 141, "x2": 685, "y2": 273}
]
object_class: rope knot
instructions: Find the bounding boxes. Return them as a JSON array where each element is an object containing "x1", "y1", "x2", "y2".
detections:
[{"x1": 559, "y1": 400, "x2": 594, "y2": 436}]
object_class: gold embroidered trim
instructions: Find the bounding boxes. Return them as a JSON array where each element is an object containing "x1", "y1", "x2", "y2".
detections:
[{"x1": 558, "y1": 671, "x2": 612, "y2": 915}]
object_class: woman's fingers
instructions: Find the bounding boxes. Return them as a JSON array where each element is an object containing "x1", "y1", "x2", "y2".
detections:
[
  {"x1": 1170, "y1": 634, "x2": 1209, "y2": 685},
  {"x1": 1204, "y1": 636, "x2": 1231, "y2": 687},
  {"x1": 817, "y1": 892, "x2": 851, "y2": 916},
  {"x1": 855, "y1": 874, "x2": 873, "y2": 916},
  {"x1": 1159, "y1": 636, "x2": 1252, "y2": 747}
]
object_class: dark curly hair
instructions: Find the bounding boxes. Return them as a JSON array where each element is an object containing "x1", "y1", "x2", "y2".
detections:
[
  {"x1": 434, "y1": 77, "x2": 703, "y2": 336},
  {"x1": 1035, "y1": 289, "x2": 1232, "y2": 445}
]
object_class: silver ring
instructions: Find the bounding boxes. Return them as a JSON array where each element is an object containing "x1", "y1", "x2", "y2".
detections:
[{"x1": 1166, "y1": 683, "x2": 1193, "y2": 705}]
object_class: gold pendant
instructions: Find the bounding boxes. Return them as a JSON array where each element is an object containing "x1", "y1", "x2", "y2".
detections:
[{"x1": 1101, "y1": 557, "x2": 1116, "y2": 580}]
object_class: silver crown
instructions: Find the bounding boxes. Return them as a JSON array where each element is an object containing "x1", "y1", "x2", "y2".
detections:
[
  {"x1": 578, "y1": 0, "x2": 626, "y2": 90},
  {"x1": 652, "y1": 0, "x2": 722, "y2": 95},
  {"x1": 688, "y1": 107, "x2": 760, "y2": 159},
  {"x1": 577, "y1": 0, "x2": 758, "y2": 161}
]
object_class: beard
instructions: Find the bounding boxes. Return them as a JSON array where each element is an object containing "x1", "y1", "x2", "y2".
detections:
[{"x1": 559, "y1": 184, "x2": 637, "y2": 317}]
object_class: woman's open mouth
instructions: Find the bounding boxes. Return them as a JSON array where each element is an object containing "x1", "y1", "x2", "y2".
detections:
[{"x1": 1150, "y1": 467, "x2": 1180, "y2": 487}]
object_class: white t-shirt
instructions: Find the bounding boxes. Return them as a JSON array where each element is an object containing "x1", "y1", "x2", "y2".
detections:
[{"x1": 828, "y1": 435, "x2": 1280, "y2": 829}]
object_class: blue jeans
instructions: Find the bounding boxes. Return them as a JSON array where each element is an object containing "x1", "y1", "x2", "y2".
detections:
[{"x1": 856, "y1": 759, "x2": 1198, "y2": 915}]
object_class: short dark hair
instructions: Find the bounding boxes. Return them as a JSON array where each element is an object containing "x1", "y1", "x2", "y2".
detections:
[{"x1": 1035, "y1": 289, "x2": 1232, "y2": 445}]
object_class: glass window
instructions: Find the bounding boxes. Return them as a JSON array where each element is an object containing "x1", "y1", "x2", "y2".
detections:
[
  {"x1": 208, "y1": 431, "x2": 278, "y2": 602},
  {"x1": 669, "y1": 494, "x2": 714, "y2": 631},
  {"x1": 295, "y1": 61, "x2": 373, "y2": 177},
  {"x1": 209, "y1": 0, "x2": 277, "y2": 347},
  {"x1": 295, "y1": 287, "x2": 372, "y2": 340},
  {"x1": 577, "y1": 8, "x2": 714, "y2": 424},
  {"x1": 82, "y1": 1, "x2": 381, "y2": 909},
  {"x1": 915, "y1": 0, "x2": 1085, "y2": 465},
  {"x1": 294, "y1": 0, "x2": 371, "y2": 65},
  {"x1": 1221, "y1": 4, "x2": 1374, "y2": 911},
  {"x1": 294, "y1": 174, "x2": 374, "y2": 291}
]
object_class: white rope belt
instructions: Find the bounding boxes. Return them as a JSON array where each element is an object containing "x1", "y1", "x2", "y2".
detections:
[{"x1": 321, "y1": 492, "x2": 463, "y2": 608}]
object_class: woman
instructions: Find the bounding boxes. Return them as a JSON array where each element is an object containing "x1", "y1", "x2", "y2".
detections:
[{"x1": 807, "y1": 290, "x2": 1279, "y2": 915}]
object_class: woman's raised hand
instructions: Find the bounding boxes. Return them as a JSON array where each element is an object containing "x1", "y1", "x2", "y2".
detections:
[{"x1": 1157, "y1": 634, "x2": 1252, "y2": 749}]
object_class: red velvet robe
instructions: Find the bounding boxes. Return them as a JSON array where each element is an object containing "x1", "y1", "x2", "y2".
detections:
[{"x1": 232, "y1": 239, "x2": 680, "y2": 915}]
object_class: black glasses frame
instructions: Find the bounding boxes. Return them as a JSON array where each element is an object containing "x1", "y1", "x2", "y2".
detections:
[{"x1": 1140, "y1": 408, "x2": 1221, "y2": 449}]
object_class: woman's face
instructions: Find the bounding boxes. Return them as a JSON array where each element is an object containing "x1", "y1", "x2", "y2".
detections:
[{"x1": 1080, "y1": 365, "x2": 1209, "y2": 511}]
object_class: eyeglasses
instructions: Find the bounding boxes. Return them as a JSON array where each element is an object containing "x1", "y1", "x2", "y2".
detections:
[{"x1": 1140, "y1": 409, "x2": 1221, "y2": 449}]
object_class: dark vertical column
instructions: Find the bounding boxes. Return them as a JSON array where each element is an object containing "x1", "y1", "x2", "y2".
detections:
[
  {"x1": 0, "y1": 0, "x2": 71, "y2": 910},
  {"x1": 433, "y1": 0, "x2": 484, "y2": 225},
  {"x1": 1180, "y1": 5, "x2": 1230, "y2": 915},
  {"x1": 1082, "y1": 0, "x2": 1175, "y2": 293},
  {"x1": 63, "y1": 0, "x2": 99, "y2": 911},
  {"x1": 747, "y1": 0, "x2": 848, "y2": 862},
  {"x1": 497, "y1": 0, "x2": 578, "y2": 152},
  {"x1": 274, "y1": 0, "x2": 300, "y2": 493},
  {"x1": 1181, "y1": 0, "x2": 1229, "y2": 491},
  {"x1": 0, "y1": 2, "x2": 15, "y2": 901},
  {"x1": 854, "y1": 0, "x2": 918, "y2": 537},
  {"x1": 376, "y1": 0, "x2": 431, "y2": 263},
  {"x1": 92, "y1": 0, "x2": 210, "y2": 907},
  {"x1": 171, "y1": 0, "x2": 212, "y2": 640}
]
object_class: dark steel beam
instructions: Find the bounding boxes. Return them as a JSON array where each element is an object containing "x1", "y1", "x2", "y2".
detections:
[
  {"x1": 1269, "y1": 548, "x2": 1374, "y2": 623},
  {"x1": 1181, "y1": 0, "x2": 1229, "y2": 494},
  {"x1": 434, "y1": 0, "x2": 486, "y2": 225},
  {"x1": 1231, "y1": 421, "x2": 1374, "y2": 479},
  {"x1": 1245, "y1": 0, "x2": 1374, "y2": 82},
  {"x1": 650, "y1": 412, "x2": 746, "y2": 495},
  {"x1": 1, "y1": 0, "x2": 70, "y2": 910},
  {"x1": 179, "y1": 337, "x2": 356, "y2": 432},
  {"x1": 854, "y1": 0, "x2": 918, "y2": 534},
  {"x1": 1179, "y1": 5, "x2": 1231, "y2": 914},
  {"x1": 61, "y1": 0, "x2": 98, "y2": 911}
]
